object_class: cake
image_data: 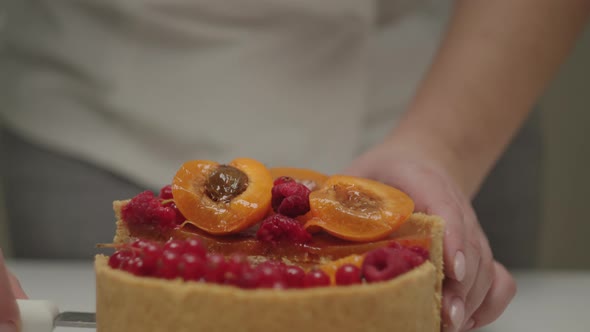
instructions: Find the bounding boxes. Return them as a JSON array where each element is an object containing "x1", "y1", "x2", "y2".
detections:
[{"x1": 94, "y1": 158, "x2": 445, "y2": 332}]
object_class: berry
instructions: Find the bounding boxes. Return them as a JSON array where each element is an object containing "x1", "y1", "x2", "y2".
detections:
[
  {"x1": 180, "y1": 253, "x2": 206, "y2": 281},
  {"x1": 223, "y1": 255, "x2": 248, "y2": 286},
  {"x1": 335, "y1": 264, "x2": 362, "y2": 286},
  {"x1": 303, "y1": 269, "x2": 331, "y2": 288},
  {"x1": 121, "y1": 191, "x2": 177, "y2": 229},
  {"x1": 271, "y1": 181, "x2": 311, "y2": 217},
  {"x1": 387, "y1": 241, "x2": 403, "y2": 250},
  {"x1": 162, "y1": 200, "x2": 186, "y2": 225},
  {"x1": 156, "y1": 250, "x2": 181, "y2": 279},
  {"x1": 409, "y1": 246, "x2": 430, "y2": 260},
  {"x1": 284, "y1": 265, "x2": 305, "y2": 288},
  {"x1": 163, "y1": 239, "x2": 187, "y2": 254},
  {"x1": 140, "y1": 242, "x2": 163, "y2": 274},
  {"x1": 130, "y1": 239, "x2": 151, "y2": 249},
  {"x1": 184, "y1": 238, "x2": 207, "y2": 258},
  {"x1": 204, "y1": 253, "x2": 228, "y2": 284},
  {"x1": 362, "y1": 248, "x2": 411, "y2": 283},
  {"x1": 236, "y1": 265, "x2": 261, "y2": 289},
  {"x1": 124, "y1": 257, "x2": 151, "y2": 276},
  {"x1": 256, "y1": 214, "x2": 311, "y2": 245},
  {"x1": 273, "y1": 176, "x2": 295, "y2": 186},
  {"x1": 159, "y1": 185, "x2": 174, "y2": 199},
  {"x1": 256, "y1": 263, "x2": 286, "y2": 289},
  {"x1": 108, "y1": 250, "x2": 133, "y2": 269}
]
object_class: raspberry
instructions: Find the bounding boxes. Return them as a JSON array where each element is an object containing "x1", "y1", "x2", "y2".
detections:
[
  {"x1": 362, "y1": 247, "x2": 412, "y2": 283},
  {"x1": 387, "y1": 241, "x2": 403, "y2": 250},
  {"x1": 335, "y1": 264, "x2": 362, "y2": 286},
  {"x1": 271, "y1": 181, "x2": 311, "y2": 217},
  {"x1": 122, "y1": 191, "x2": 177, "y2": 230},
  {"x1": 303, "y1": 269, "x2": 331, "y2": 288},
  {"x1": 256, "y1": 214, "x2": 311, "y2": 245},
  {"x1": 284, "y1": 265, "x2": 305, "y2": 288},
  {"x1": 159, "y1": 185, "x2": 174, "y2": 199},
  {"x1": 180, "y1": 253, "x2": 207, "y2": 281},
  {"x1": 273, "y1": 176, "x2": 295, "y2": 186},
  {"x1": 162, "y1": 200, "x2": 186, "y2": 225},
  {"x1": 409, "y1": 246, "x2": 430, "y2": 260}
]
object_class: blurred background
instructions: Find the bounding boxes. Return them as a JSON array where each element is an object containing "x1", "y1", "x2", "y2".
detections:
[{"x1": 0, "y1": 1, "x2": 589, "y2": 271}]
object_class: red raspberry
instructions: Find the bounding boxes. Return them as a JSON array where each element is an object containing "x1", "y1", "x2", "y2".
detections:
[
  {"x1": 256, "y1": 214, "x2": 311, "y2": 245},
  {"x1": 162, "y1": 200, "x2": 186, "y2": 225},
  {"x1": 362, "y1": 247, "x2": 412, "y2": 283},
  {"x1": 159, "y1": 185, "x2": 174, "y2": 199},
  {"x1": 409, "y1": 246, "x2": 430, "y2": 260},
  {"x1": 303, "y1": 269, "x2": 331, "y2": 288},
  {"x1": 335, "y1": 264, "x2": 362, "y2": 286},
  {"x1": 273, "y1": 176, "x2": 295, "y2": 186},
  {"x1": 271, "y1": 181, "x2": 311, "y2": 217},
  {"x1": 122, "y1": 191, "x2": 177, "y2": 230}
]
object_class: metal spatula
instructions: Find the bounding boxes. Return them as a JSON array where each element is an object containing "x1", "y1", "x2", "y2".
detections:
[{"x1": 17, "y1": 300, "x2": 96, "y2": 331}]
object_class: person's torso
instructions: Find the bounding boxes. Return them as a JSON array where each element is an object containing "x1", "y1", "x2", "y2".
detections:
[{"x1": 0, "y1": 0, "x2": 448, "y2": 187}]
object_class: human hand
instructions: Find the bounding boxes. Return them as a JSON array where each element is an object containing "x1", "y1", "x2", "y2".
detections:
[
  {"x1": 345, "y1": 143, "x2": 516, "y2": 331},
  {"x1": 0, "y1": 248, "x2": 27, "y2": 332}
]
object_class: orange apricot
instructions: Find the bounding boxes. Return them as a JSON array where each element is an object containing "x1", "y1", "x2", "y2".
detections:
[
  {"x1": 269, "y1": 167, "x2": 329, "y2": 191},
  {"x1": 172, "y1": 158, "x2": 273, "y2": 235},
  {"x1": 305, "y1": 175, "x2": 414, "y2": 242}
]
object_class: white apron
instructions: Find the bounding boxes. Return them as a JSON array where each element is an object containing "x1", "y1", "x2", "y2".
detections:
[{"x1": 0, "y1": 0, "x2": 450, "y2": 187}]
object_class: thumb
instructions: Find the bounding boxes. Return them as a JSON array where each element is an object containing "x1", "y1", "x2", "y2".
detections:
[{"x1": 0, "y1": 248, "x2": 20, "y2": 332}]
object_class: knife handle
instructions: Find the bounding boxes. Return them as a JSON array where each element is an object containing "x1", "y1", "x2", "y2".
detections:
[{"x1": 16, "y1": 299, "x2": 59, "y2": 332}]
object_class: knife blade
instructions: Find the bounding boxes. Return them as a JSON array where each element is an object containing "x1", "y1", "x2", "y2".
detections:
[{"x1": 17, "y1": 299, "x2": 96, "y2": 331}]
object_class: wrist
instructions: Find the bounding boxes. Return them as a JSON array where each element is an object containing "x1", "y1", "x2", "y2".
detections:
[{"x1": 382, "y1": 127, "x2": 476, "y2": 197}]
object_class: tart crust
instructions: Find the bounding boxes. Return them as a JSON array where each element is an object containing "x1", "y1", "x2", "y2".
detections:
[{"x1": 95, "y1": 201, "x2": 445, "y2": 332}]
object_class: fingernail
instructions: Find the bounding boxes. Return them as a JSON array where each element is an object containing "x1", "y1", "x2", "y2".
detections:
[
  {"x1": 0, "y1": 322, "x2": 17, "y2": 332},
  {"x1": 464, "y1": 318, "x2": 475, "y2": 330},
  {"x1": 449, "y1": 297, "x2": 465, "y2": 329},
  {"x1": 454, "y1": 251, "x2": 465, "y2": 282}
]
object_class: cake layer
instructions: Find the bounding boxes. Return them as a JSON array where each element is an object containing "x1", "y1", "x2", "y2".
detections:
[{"x1": 96, "y1": 255, "x2": 438, "y2": 332}]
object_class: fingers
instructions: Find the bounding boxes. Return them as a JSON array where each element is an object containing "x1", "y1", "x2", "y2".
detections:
[
  {"x1": 8, "y1": 271, "x2": 27, "y2": 299},
  {"x1": 468, "y1": 262, "x2": 517, "y2": 330},
  {"x1": 0, "y1": 248, "x2": 20, "y2": 331},
  {"x1": 463, "y1": 236, "x2": 494, "y2": 318}
]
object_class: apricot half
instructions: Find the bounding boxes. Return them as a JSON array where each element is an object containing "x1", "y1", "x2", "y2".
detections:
[
  {"x1": 305, "y1": 175, "x2": 414, "y2": 242},
  {"x1": 269, "y1": 167, "x2": 329, "y2": 191},
  {"x1": 172, "y1": 158, "x2": 273, "y2": 235}
]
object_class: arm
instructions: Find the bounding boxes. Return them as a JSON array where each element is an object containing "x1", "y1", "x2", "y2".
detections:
[
  {"x1": 348, "y1": 2, "x2": 590, "y2": 330},
  {"x1": 388, "y1": 0, "x2": 590, "y2": 198}
]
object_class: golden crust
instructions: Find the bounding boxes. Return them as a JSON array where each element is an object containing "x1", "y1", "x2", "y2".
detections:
[{"x1": 98, "y1": 200, "x2": 445, "y2": 332}]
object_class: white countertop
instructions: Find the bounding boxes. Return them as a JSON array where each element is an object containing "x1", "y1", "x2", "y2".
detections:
[{"x1": 6, "y1": 260, "x2": 590, "y2": 332}]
